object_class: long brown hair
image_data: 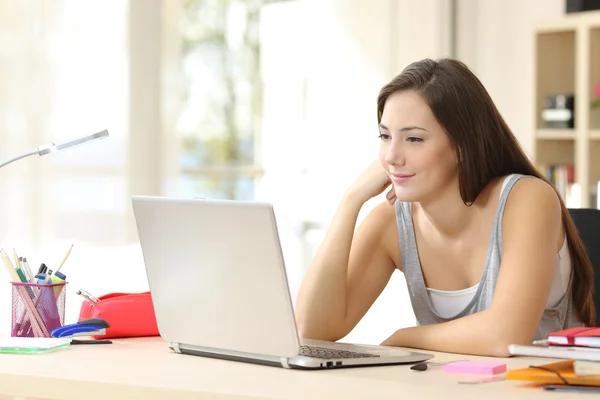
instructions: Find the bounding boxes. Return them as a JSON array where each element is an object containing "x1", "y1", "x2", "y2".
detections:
[{"x1": 377, "y1": 58, "x2": 595, "y2": 326}]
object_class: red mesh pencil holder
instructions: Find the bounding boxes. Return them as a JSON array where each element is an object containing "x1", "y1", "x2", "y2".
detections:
[{"x1": 11, "y1": 282, "x2": 67, "y2": 338}]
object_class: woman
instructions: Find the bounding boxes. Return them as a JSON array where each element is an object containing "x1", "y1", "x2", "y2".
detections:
[{"x1": 294, "y1": 58, "x2": 595, "y2": 357}]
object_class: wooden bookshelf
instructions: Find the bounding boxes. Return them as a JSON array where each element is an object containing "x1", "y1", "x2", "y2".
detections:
[
  {"x1": 536, "y1": 129, "x2": 576, "y2": 140},
  {"x1": 534, "y1": 11, "x2": 600, "y2": 208}
]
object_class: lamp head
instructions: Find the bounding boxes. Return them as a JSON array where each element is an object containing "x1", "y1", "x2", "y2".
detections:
[{"x1": 37, "y1": 130, "x2": 109, "y2": 156}]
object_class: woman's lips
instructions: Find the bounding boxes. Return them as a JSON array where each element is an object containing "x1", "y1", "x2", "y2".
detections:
[{"x1": 391, "y1": 174, "x2": 414, "y2": 184}]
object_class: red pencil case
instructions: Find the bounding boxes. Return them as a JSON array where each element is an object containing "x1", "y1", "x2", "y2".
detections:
[{"x1": 78, "y1": 292, "x2": 159, "y2": 339}]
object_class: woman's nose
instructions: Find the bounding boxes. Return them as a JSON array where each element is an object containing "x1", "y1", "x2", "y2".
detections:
[{"x1": 384, "y1": 142, "x2": 406, "y2": 167}]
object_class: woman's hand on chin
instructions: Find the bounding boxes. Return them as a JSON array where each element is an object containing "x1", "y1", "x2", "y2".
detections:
[{"x1": 345, "y1": 160, "x2": 395, "y2": 205}]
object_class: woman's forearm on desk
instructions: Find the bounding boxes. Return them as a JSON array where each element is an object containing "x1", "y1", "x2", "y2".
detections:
[{"x1": 381, "y1": 311, "x2": 524, "y2": 358}]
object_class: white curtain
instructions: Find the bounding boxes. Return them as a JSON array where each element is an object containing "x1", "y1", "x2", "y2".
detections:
[{"x1": 0, "y1": 0, "x2": 180, "y2": 334}]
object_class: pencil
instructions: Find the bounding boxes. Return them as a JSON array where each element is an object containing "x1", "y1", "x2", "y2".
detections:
[
  {"x1": 1, "y1": 249, "x2": 19, "y2": 282},
  {"x1": 12, "y1": 248, "x2": 20, "y2": 271},
  {"x1": 55, "y1": 244, "x2": 74, "y2": 273}
]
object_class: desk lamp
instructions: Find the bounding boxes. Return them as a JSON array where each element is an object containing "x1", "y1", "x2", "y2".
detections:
[{"x1": 0, "y1": 129, "x2": 109, "y2": 169}]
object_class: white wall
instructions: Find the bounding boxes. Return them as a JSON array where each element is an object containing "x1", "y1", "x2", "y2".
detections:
[
  {"x1": 259, "y1": 0, "x2": 456, "y2": 345},
  {"x1": 260, "y1": 0, "x2": 404, "y2": 345},
  {"x1": 455, "y1": 0, "x2": 565, "y2": 156}
]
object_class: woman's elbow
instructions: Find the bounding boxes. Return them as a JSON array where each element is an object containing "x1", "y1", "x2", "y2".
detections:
[
  {"x1": 295, "y1": 317, "x2": 347, "y2": 342},
  {"x1": 487, "y1": 342, "x2": 512, "y2": 358},
  {"x1": 485, "y1": 331, "x2": 531, "y2": 358}
]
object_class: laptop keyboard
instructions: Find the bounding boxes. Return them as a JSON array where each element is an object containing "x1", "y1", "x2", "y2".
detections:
[{"x1": 299, "y1": 345, "x2": 380, "y2": 359}]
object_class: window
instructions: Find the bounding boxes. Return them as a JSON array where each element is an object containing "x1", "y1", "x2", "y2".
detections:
[{"x1": 177, "y1": 0, "x2": 266, "y2": 200}]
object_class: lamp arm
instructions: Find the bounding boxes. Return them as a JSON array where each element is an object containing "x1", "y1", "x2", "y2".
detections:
[
  {"x1": 0, "y1": 149, "x2": 38, "y2": 169},
  {"x1": 0, "y1": 131, "x2": 107, "y2": 170}
]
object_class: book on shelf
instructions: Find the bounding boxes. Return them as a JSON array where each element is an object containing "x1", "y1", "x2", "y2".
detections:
[{"x1": 542, "y1": 164, "x2": 579, "y2": 208}]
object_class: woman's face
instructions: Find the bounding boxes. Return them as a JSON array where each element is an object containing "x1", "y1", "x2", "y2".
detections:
[{"x1": 378, "y1": 90, "x2": 458, "y2": 203}]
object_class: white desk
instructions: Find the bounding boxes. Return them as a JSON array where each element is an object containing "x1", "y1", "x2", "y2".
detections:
[{"x1": 0, "y1": 337, "x2": 568, "y2": 399}]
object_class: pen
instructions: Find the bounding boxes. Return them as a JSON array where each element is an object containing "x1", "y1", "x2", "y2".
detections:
[
  {"x1": 543, "y1": 385, "x2": 600, "y2": 393},
  {"x1": 18, "y1": 258, "x2": 29, "y2": 282},
  {"x1": 35, "y1": 273, "x2": 52, "y2": 284},
  {"x1": 22, "y1": 258, "x2": 34, "y2": 283},
  {"x1": 14, "y1": 265, "x2": 34, "y2": 298},
  {"x1": 37, "y1": 263, "x2": 48, "y2": 276},
  {"x1": 17, "y1": 257, "x2": 32, "y2": 282}
]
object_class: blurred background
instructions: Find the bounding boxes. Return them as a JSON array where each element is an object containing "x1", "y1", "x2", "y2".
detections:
[{"x1": 0, "y1": 0, "x2": 584, "y2": 344}]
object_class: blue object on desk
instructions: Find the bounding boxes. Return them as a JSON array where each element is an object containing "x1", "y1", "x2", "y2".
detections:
[
  {"x1": 35, "y1": 273, "x2": 52, "y2": 284},
  {"x1": 51, "y1": 318, "x2": 110, "y2": 338}
]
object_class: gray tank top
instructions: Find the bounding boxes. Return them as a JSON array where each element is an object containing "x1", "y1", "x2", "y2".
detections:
[{"x1": 396, "y1": 173, "x2": 582, "y2": 340}]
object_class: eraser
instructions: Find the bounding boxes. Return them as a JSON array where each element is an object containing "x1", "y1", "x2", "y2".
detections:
[{"x1": 442, "y1": 361, "x2": 506, "y2": 375}]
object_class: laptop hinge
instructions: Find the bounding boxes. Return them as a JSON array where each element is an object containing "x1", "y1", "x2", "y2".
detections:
[
  {"x1": 279, "y1": 357, "x2": 292, "y2": 369},
  {"x1": 170, "y1": 342, "x2": 182, "y2": 353}
]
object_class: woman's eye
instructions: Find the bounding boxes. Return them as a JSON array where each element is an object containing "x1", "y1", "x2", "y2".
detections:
[
  {"x1": 378, "y1": 133, "x2": 391, "y2": 140},
  {"x1": 407, "y1": 137, "x2": 423, "y2": 143}
]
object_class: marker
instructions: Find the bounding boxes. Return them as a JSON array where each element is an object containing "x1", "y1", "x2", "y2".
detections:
[
  {"x1": 37, "y1": 263, "x2": 48, "y2": 276},
  {"x1": 18, "y1": 257, "x2": 29, "y2": 282},
  {"x1": 51, "y1": 271, "x2": 67, "y2": 297},
  {"x1": 35, "y1": 273, "x2": 52, "y2": 284},
  {"x1": 14, "y1": 264, "x2": 34, "y2": 298},
  {"x1": 14, "y1": 266, "x2": 27, "y2": 283}
]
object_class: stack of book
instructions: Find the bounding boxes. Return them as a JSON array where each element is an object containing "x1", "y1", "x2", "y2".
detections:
[
  {"x1": 508, "y1": 326, "x2": 600, "y2": 361},
  {"x1": 507, "y1": 327, "x2": 600, "y2": 392}
]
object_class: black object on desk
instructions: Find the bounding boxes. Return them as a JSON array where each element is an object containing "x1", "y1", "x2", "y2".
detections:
[
  {"x1": 544, "y1": 384, "x2": 600, "y2": 393},
  {"x1": 410, "y1": 362, "x2": 429, "y2": 371},
  {"x1": 71, "y1": 339, "x2": 113, "y2": 345}
]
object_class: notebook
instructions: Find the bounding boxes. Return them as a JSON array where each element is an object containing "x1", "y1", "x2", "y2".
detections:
[
  {"x1": 574, "y1": 360, "x2": 600, "y2": 376},
  {"x1": 0, "y1": 337, "x2": 71, "y2": 354},
  {"x1": 506, "y1": 360, "x2": 600, "y2": 386},
  {"x1": 507, "y1": 343, "x2": 600, "y2": 361},
  {"x1": 547, "y1": 327, "x2": 600, "y2": 348}
]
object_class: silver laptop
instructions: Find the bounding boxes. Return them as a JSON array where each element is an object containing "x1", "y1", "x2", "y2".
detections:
[{"x1": 131, "y1": 195, "x2": 433, "y2": 369}]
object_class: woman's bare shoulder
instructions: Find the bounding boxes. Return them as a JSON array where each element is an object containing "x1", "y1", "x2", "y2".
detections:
[
  {"x1": 503, "y1": 176, "x2": 563, "y2": 241},
  {"x1": 362, "y1": 200, "x2": 401, "y2": 269},
  {"x1": 507, "y1": 176, "x2": 560, "y2": 207},
  {"x1": 361, "y1": 200, "x2": 398, "y2": 234}
]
